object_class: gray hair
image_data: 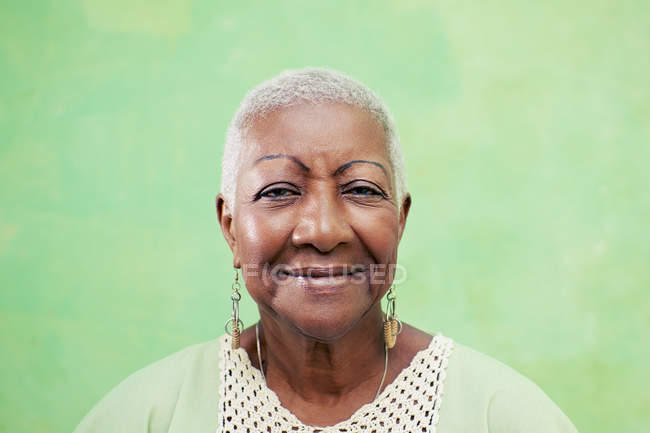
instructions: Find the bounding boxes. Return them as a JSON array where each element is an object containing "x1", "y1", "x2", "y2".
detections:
[{"x1": 220, "y1": 67, "x2": 407, "y2": 210}]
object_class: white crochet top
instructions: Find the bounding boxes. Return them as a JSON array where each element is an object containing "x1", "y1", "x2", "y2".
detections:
[{"x1": 217, "y1": 333, "x2": 455, "y2": 433}]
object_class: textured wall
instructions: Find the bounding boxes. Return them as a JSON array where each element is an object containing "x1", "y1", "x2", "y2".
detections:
[{"x1": 1, "y1": 1, "x2": 648, "y2": 432}]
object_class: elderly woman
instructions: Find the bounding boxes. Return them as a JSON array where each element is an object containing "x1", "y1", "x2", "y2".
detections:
[{"x1": 75, "y1": 68, "x2": 578, "y2": 433}]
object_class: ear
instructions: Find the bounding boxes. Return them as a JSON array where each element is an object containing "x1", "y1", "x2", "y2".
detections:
[
  {"x1": 397, "y1": 193, "x2": 411, "y2": 242},
  {"x1": 216, "y1": 194, "x2": 241, "y2": 268}
]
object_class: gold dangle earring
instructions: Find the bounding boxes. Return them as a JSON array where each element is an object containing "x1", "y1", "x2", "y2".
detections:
[
  {"x1": 225, "y1": 268, "x2": 244, "y2": 349},
  {"x1": 384, "y1": 286, "x2": 402, "y2": 349}
]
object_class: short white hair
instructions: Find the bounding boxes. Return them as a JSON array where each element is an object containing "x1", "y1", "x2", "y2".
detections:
[{"x1": 220, "y1": 67, "x2": 407, "y2": 210}]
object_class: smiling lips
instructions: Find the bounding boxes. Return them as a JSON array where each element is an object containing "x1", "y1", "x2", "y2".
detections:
[
  {"x1": 275, "y1": 265, "x2": 367, "y2": 293},
  {"x1": 278, "y1": 265, "x2": 367, "y2": 278}
]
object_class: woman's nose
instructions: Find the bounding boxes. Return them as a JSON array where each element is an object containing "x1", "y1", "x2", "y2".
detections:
[{"x1": 291, "y1": 191, "x2": 354, "y2": 253}]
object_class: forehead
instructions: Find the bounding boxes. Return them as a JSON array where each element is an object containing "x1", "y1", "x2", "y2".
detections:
[{"x1": 241, "y1": 103, "x2": 390, "y2": 166}]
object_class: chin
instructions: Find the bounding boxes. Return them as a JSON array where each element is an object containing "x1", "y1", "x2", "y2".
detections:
[
  {"x1": 294, "y1": 323, "x2": 354, "y2": 342},
  {"x1": 281, "y1": 304, "x2": 371, "y2": 342}
]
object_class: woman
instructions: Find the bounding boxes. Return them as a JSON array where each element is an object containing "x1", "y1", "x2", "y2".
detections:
[{"x1": 74, "y1": 68, "x2": 578, "y2": 432}]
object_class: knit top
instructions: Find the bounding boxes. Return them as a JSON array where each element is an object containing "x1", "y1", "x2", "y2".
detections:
[{"x1": 219, "y1": 334, "x2": 454, "y2": 432}]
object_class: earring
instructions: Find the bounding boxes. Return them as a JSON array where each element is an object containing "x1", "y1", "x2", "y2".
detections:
[
  {"x1": 225, "y1": 268, "x2": 244, "y2": 349},
  {"x1": 383, "y1": 286, "x2": 402, "y2": 349}
]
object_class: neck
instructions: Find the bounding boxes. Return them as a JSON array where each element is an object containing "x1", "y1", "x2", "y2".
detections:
[{"x1": 256, "y1": 305, "x2": 386, "y2": 402}]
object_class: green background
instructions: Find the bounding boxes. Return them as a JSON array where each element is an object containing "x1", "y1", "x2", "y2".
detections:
[{"x1": 1, "y1": 1, "x2": 648, "y2": 432}]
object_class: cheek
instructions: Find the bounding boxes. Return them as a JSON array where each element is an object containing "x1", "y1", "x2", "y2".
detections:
[
  {"x1": 350, "y1": 207, "x2": 401, "y2": 263},
  {"x1": 348, "y1": 208, "x2": 401, "y2": 297},
  {"x1": 235, "y1": 209, "x2": 292, "y2": 266}
]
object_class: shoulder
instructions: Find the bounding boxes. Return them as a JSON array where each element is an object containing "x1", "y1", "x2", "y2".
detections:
[
  {"x1": 73, "y1": 337, "x2": 224, "y2": 433},
  {"x1": 436, "y1": 339, "x2": 579, "y2": 433}
]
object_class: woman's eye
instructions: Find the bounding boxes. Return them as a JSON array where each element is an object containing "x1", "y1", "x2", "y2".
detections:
[
  {"x1": 260, "y1": 187, "x2": 299, "y2": 199},
  {"x1": 346, "y1": 186, "x2": 382, "y2": 197}
]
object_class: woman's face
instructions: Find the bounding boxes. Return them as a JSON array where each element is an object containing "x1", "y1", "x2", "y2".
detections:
[{"x1": 218, "y1": 103, "x2": 410, "y2": 340}]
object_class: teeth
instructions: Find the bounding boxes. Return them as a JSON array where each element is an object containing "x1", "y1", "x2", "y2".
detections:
[{"x1": 275, "y1": 267, "x2": 367, "y2": 277}]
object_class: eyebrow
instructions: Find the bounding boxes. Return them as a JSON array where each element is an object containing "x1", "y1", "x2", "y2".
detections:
[
  {"x1": 254, "y1": 154, "x2": 310, "y2": 172},
  {"x1": 333, "y1": 160, "x2": 388, "y2": 178},
  {"x1": 253, "y1": 154, "x2": 388, "y2": 179}
]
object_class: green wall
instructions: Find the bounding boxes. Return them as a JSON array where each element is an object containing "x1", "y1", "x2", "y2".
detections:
[{"x1": 1, "y1": 1, "x2": 648, "y2": 432}]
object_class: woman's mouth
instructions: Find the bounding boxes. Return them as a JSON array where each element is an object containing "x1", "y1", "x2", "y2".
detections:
[
  {"x1": 275, "y1": 265, "x2": 367, "y2": 293},
  {"x1": 279, "y1": 265, "x2": 366, "y2": 278}
]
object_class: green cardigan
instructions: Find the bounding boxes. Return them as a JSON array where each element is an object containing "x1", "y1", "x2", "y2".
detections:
[{"x1": 73, "y1": 336, "x2": 579, "y2": 433}]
